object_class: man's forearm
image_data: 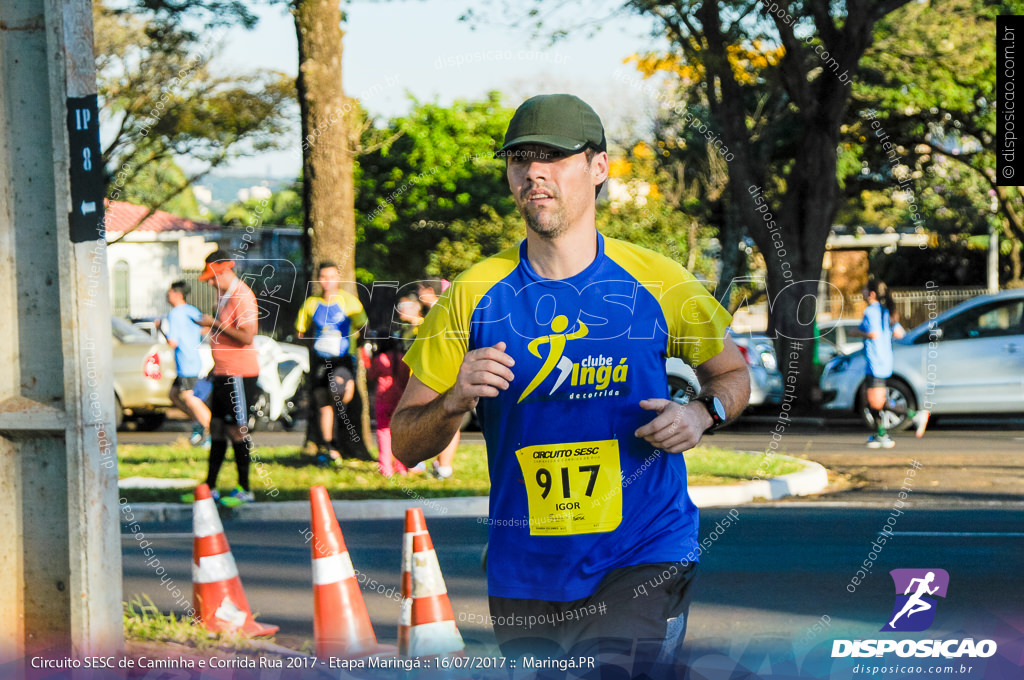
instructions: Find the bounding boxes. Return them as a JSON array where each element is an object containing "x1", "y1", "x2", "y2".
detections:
[{"x1": 391, "y1": 394, "x2": 466, "y2": 466}]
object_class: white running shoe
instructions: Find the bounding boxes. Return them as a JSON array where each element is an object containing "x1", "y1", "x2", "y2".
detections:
[{"x1": 867, "y1": 435, "x2": 895, "y2": 449}]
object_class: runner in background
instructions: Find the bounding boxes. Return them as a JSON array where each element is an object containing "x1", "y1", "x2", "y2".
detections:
[
  {"x1": 157, "y1": 280, "x2": 211, "y2": 447},
  {"x1": 296, "y1": 262, "x2": 369, "y2": 466}
]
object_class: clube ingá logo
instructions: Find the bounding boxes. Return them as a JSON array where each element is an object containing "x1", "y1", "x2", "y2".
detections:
[{"x1": 881, "y1": 568, "x2": 949, "y2": 632}]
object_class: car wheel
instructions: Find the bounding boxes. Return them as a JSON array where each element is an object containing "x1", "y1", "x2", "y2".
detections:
[
  {"x1": 668, "y1": 375, "x2": 699, "y2": 406},
  {"x1": 857, "y1": 378, "x2": 915, "y2": 432}
]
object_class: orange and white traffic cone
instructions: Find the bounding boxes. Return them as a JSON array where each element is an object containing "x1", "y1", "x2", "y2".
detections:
[
  {"x1": 310, "y1": 485, "x2": 394, "y2": 659},
  {"x1": 399, "y1": 508, "x2": 464, "y2": 658},
  {"x1": 398, "y1": 507, "x2": 429, "y2": 654},
  {"x1": 191, "y1": 484, "x2": 278, "y2": 637}
]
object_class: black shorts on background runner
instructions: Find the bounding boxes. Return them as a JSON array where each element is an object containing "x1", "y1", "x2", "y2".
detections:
[{"x1": 210, "y1": 375, "x2": 260, "y2": 427}]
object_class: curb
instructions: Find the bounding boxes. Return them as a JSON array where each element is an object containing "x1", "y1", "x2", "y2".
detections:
[
  {"x1": 121, "y1": 454, "x2": 827, "y2": 523},
  {"x1": 687, "y1": 454, "x2": 829, "y2": 508}
]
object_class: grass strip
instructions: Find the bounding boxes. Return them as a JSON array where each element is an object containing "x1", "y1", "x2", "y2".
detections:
[{"x1": 117, "y1": 440, "x2": 804, "y2": 504}]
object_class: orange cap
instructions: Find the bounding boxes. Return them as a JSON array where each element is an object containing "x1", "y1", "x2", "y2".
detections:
[{"x1": 199, "y1": 259, "x2": 235, "y2": 281}]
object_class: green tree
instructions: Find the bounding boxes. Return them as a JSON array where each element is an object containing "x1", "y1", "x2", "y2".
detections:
[
  {"x1": 355, "y1": 92, "x2": 517, "y2": 282},
  {"x1": 849, "y1": 0, "x2": 1022, "y2": 284},
  {"x1": 95, "y1": 1, "x2": 293, "y2": 237}
]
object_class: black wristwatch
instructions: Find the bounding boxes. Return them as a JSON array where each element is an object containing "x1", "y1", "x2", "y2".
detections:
[{"x1": 695, "y1": 395, "x2": 727, "y2": 433}]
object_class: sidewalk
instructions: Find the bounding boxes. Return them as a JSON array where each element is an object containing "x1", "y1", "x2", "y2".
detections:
[{"x1": 120, "y1": 455, "x2": 829, "y2": 523}]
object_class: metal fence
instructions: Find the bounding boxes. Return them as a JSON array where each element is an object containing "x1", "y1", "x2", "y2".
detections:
[{"x1": 822, "y1": 287, "x2": 989, "y2": 328}]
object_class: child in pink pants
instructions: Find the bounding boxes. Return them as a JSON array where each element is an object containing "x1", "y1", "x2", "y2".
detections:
[{"x1": 369, "y1": 336, "x2": 410, "y2": 476}]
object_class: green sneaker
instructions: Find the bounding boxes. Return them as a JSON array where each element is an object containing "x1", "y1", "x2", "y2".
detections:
[{"x1": 220, "y1": 487, "x2": 255, "y2": 508}]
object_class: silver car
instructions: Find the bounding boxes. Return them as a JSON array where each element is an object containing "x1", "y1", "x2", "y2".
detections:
[
  {"x1": 666, "y1": 330, "x2": 783, "y2": 409},
  {"x1": 820, "y1": 289, "x2": 1024, "y2": 429}
]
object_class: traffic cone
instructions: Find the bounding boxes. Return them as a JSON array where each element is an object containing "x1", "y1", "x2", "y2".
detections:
[
  {"x1": 399, "y1": 508, "x2": 464, "y2": 658},
  {"x1": 191, "y1": 484, "x2": 278, "y2": 636},
  {"x1": 398, "y1": 507, "x2": 429, "y2": 654},
  {"x1": 310, "y1": 485, "x2": 394, "y2": 659}
]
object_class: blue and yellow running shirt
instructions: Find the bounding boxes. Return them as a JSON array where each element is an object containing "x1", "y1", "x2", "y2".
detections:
[
  {"x1": 295, "y1": 290, "x2": 367, "y2": 360},
  {"x1": 404, "y1": 233, "x2": 732, "y2": 601}
]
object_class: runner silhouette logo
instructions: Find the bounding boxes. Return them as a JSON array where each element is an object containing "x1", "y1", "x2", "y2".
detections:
[{"x1": 881, "y1": 569, "x2": 950, "y2": 632}]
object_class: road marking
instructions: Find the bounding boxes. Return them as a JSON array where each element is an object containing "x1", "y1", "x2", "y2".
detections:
[
  {"x1": 121, "y1": 532, "x2": 193, "y2": 539},
  {"x1": 881, "y1": 531, "x2": 1024, "y2": 538}
]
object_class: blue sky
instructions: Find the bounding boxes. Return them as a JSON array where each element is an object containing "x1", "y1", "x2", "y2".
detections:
[{"x1": 211, "y1": 0, "x2": 669, "y2": 177}]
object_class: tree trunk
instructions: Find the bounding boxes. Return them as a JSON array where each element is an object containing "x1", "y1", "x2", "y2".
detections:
[{"x1": 293, "y1": 0, "x2": 372, "y2": 449}]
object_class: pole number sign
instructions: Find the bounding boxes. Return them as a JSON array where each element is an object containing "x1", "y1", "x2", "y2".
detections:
[{"x1": 67, "y1": 94, "x2": 105, "y2": 243}]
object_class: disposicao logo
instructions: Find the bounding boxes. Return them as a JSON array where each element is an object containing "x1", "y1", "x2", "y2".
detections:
[
  {"x1": 831, "y1": 568, "x2": 997, "y2": 659},
  {"x1": 882, "y1": 568, "x2": 949, "y2": 632}
]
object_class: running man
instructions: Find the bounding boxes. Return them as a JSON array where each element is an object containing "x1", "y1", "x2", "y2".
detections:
[
  {"x1": 189, "y1": 249, "x2": 261, "y2": 506},
  {"x1": 889, "y1": 572, "x2": 939, "y2": 628},
  {"x1": 158, "y1": 281, "x2": 211, "y2": 446},
  {"x1": 392, "y1": 94, "x2": 750, "y2": 670},
  {"x1": 296, "y1": 261, "x2": 368, "y2": 466}
]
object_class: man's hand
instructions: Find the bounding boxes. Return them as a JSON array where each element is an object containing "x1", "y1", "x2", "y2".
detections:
[
  {"x1": 443, "y1": 341, "x2": 515, "y2": 415},
  {"x1": 635, "y1": 399, "x2": 713, "y2": 453},
  {"x1": 198, "y1": 314, "x2": 216, "y2": 328}
]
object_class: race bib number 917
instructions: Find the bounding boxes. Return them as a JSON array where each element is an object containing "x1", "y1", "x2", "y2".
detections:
[{"x1": 515, "y1": 439, "x2": 622, "y2": 536}]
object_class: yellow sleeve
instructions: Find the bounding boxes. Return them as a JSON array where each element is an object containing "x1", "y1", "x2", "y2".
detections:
[
  {"x1": 295, "y1": 297, "x2": 320, "y2": 335},
  {"x1": 342, "y1": 289, "x2": 368, "y2": 357},
  {"x1": 604, "y1": 237, "x2": 731, "y2": 366},
  {"x1": 403, "y1": 246, "x2": 520, "y2": 394}
]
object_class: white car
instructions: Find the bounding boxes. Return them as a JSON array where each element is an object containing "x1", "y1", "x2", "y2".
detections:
[
  {"x1": 819, "y1": 318, "x2": 864, "y2": 355},
  {"x1": 820, "y1": 290, "x2": 1024, "y2": 430}
]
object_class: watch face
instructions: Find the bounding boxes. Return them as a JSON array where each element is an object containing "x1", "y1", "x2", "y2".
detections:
[{"x1": 703, "y1": 396, "x2": 726, "y2": 423}]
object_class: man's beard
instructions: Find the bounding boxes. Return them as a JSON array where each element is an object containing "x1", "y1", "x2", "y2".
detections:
[
  {"x1": 517, "y1": 185, "x2": 568, "y2": 239},
  {"x1": 519, "y1": 203, "x2": 569, "y2": 239}
]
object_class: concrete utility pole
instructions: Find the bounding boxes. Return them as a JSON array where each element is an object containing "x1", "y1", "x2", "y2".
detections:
[{"x1": 0, "y1": 0, "x2": 122, "y2": 668}]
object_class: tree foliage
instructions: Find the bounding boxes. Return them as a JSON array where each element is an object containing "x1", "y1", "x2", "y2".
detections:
[
  {"x1": 95, "y1": 1, "x2": 293, "y2": 229},
  {"x1": 849, "y1": 0, "x2": 1024, "y2": 284},
  {"x1": 354, "y1": 92, "x2": 517, "y2": 282}
]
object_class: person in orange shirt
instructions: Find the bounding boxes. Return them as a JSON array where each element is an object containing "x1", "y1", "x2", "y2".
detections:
[{"x1": 194, "y1": 249, "x2": 261, "y2": 506}]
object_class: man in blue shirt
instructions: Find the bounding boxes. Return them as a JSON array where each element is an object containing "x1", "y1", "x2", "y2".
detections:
[
  {"x1": 159, "y1": 280, "x2": 210, "y2": 446},
  {"x1": 392, "y1": 94, "x2": 750, "y2": 671}
]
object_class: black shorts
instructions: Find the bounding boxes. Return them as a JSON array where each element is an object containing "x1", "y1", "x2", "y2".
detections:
[
  {"x1": 172, "y1": 376, "x2": 198, "y2": 391},
  {"x1": 210, "y1": 375, "x2": 260, "y2": 427},
  {"x1": 312, "y1": 355, "x2": 355, "y2": 405},
  {"x1": 489, "y1": 561, "x2": 697, "y2": 670},
  {"x1": 867, "y1": 376, "x2": 888, "y2": 389}
]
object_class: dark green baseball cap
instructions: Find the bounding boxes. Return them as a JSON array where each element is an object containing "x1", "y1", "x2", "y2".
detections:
[{"x1": 497, "y1": 94, "x2": 606, "y2": 156}]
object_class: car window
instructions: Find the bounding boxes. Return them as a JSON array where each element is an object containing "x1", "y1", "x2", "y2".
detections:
[{"x1": 939, "y1": 300, "x2": 1024, "y2": 341}]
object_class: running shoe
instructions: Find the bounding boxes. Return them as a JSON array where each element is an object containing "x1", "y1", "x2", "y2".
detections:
[
  {"x1": 189, "y1": 423, "x2": 206, "y2": 447},
  {"x1": 866, "y1": 435, "x2": 895, "y2": 449},
  {"x1": 220, "y1": 487, "x2": 255, "y2": 507},
  {"x1": 430, "y1": 461, "x2": 453, "y2": 480},
  {"x1": 912, "y1": 410, "x2": 930, "y2": 438}
]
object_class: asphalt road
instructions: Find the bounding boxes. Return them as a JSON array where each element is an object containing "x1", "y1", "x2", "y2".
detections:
[{"x1": 122, "y1": 507, "x2": 1024, "y2": 673}]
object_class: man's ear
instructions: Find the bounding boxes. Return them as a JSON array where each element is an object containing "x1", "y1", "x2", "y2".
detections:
[{"x1": 590, "y1": 151, "x2": 610, "y2": 186}]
